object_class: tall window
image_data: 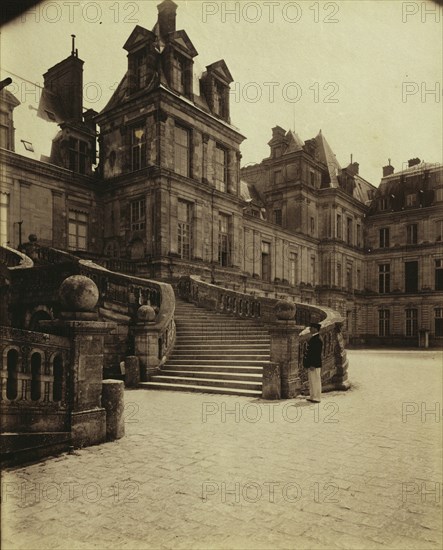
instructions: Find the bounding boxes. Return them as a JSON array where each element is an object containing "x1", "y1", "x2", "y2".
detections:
[
  {"x1": 174, "y1": 124, "x2": 190, "y2": 177},
  {"x1": 135, "y1": 50, "x2": 147, "y2": 90},
  {"x1": 356, "y1": 223, "x2": 361, "y2": 247},
  {"x1": 178, "y1": 200, "x2": 193, "y2": 260},
  {"x1": 68, "y1": 138, "x2": 87, "y2": 174},
  {"x1": 336, "y1": 263, "x2": 342, "y2": 287},
  {"x1": 379, "y1": 309, "x2": 390, "y2": 336},
  {"x1": 346, "y1": 262, "x2": 353, "y2": 291},
  {"x1": 172, "y1": 53, "x2": 186, "y2": 95},
  {"x1": 213, "y1": 81, "x2": 226, "y2": 118},
  {"x1": 68, "y1": 211, "x2": 88, "y2": 251},
  {"x1": 215, "y1": 145, "x2": 228, "y2": 192},
  {"x1": 405, "y1": 309, "x2": 418, "y2": 337},
  {"x1": 336, "y1": 214, "x2": 342, "y2": 239},
  {"x1": 130, "y1": 199, "x2": 146, "y2": 231},
  {"x1": 435, "y1": 259, "x2": 443, "y2": 291},
  {"x1": 405, "y1": 261, "x2": 418, "y2": 293},
  {"x1": 311, "y1": 256, "x2": 316, "y2": 285},
  {"x1": 310, "y1": 217, "x2": 315, "y2": 234},
  {"x1": 379, "y1": 197, "x2": 389, "y2": 211},
  {"x1": 346, "y1": 217, "x2": 353, "y2": 245},
  {"x1": 0, "y1": 110, "x2": 10, "y2": 149},
  {"x1": 273, "y1": 209, "x2": 282, "y2": 226},
  {"x1": 406, "y1": 224, "x2": 418, "y2": 245},
  {"x1": 0, "y1": 193, "x2": 8, "y2": 245},
  {"x1": 289, "y1": 252, "x2": 298, "y2": 286},
  {"x1": 435, "y1": 220, "x2": 443, "y2": 242},
  {"x1": 435, "y1": 308, "x2": 443, "y2": 337},
  {"x1": 274, "y1": 170, "x2": 283, "y2": 184},
  {"x1": 218, "y1": 213, "x2": 231, "y2": 267},
  {"x1": 379, "y1": 227, "x2": 390, "y2": 248},
  {"x1": 261, "y1": 242, "x2": 271, "y2": 282},
  {"x1": 379, "y1": 264, "x2": 390, "y2": 293},
  {"x1": 406, "y1": 193, "x2": 417, "y2": 207},
  {"x1": 131, "y1": 125, "x2": 147, "y2": 171}
]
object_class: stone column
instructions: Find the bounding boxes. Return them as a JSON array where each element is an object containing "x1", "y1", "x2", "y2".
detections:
[{"x1": 41, "y1": 275, "x2": 116, "y2": 448}]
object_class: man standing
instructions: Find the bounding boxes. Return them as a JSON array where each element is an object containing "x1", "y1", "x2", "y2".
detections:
[{"x1": 303, "y1": 323, "x2": 323, "y2": 403}]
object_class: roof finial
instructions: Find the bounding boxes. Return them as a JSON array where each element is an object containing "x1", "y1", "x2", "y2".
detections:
[
  {"x1": 71, "y1": 34, "x2": 77, "y2": 57},
  {"x1": 350, "y1": 153, "x2": 353, "y2": 164},
  {"x1": 388, "y1": 158, "x2": 391, "y2": 165}
]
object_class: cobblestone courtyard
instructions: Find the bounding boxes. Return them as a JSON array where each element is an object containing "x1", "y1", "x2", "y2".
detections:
[{"x1": 1, "y1": 350, "x2": 442, "y2": 550}]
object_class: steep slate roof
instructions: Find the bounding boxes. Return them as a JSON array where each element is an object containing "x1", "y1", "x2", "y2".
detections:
[
  {"x1": 315, "y1": 130, "x2": 341, "y2": 187},
  {"x1": 284, "y1": 130, "x2": 304, "y2": 153}
]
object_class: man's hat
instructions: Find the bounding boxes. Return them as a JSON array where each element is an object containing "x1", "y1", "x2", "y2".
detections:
[{"x1": 309, "y1": 322, "x2": 321, "y2": 331}]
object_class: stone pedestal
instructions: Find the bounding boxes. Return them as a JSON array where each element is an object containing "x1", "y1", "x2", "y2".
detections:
[
  {"x1": 102, "y1": 380, "x2": 125, "y2": 441},
  {"x1": 41, "y1": 275, "x2": 116, "y2": 448},
  {"x1": 267, "y1": 321, "x2": 302, "y2": 399},
  {"x1": 262, "y1": 362, "x2": 281, "y2": 400},
  {"x1": 124, "y1": 356, "x2": 140, "y2": 388}
]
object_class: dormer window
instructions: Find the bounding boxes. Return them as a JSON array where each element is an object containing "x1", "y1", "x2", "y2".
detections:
[
  {"x1": 131, "y1": 125, "x2": 147, "y2": 171},
  {"x1": 213, "y1": 80, "x2": 227, "y2": 119},
  {"x1": 172, "y1": 52, "x2": 187, "y2": 95},
  {"x1": 69, "y1": 138, "x2": 88, "y2": 174},
  {"x1": 135, "y1": 50, "x2": 148, "y2": 90}
]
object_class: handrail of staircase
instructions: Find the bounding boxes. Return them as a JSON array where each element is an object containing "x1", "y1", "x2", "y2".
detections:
[
  {"x1": 0, "y1": 246, "x2": 34, "y2": 269},
  {"x1": 177, "y1": 275, "x2": 349, "y2": 398}
]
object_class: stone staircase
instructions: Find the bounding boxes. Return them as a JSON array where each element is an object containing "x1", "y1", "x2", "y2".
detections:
[{"x1": 142, "y1": 298, "x2": 270, "y2": 396}]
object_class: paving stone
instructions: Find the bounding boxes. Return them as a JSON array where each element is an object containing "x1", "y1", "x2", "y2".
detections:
[{"x1": 1, "y1": 350, "x2": 442, "y2": 550}]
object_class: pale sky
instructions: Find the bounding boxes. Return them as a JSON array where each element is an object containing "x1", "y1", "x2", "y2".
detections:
[{"x1": 1, "y1": 0, "x2": 442, "y2": 185}]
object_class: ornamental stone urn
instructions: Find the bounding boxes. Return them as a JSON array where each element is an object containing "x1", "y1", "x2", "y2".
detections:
[{"x1": 274, "y1": 300, "x2": 296, "y2": 321}]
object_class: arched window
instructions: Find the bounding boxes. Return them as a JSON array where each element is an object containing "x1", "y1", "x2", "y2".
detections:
[
  {"x1": 6, "y1": 349, "x2": 18, "y2": 400},
  {"x1": 30, "y1": 352, "x2": 42, "y2": 401},
  {"x1": 53, "y1": 355, "x2": 63, "y2": 402}
]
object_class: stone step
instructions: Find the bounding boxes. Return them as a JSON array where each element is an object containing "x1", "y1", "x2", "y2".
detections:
[
  {"x1": 140, "y1": 381, "x2": 262, "y2": 397},
  {"x1": 148, "y1": 375, "x2": 262, "y2": 391},
  {"x1": 160, "y1": 364, "x2": 263, "y2": 374},
  {"x1": 171, "y1": 349, "x2": 270, "y2": 357},
  {"x1": 174, "y1": 343, "x2": 270, "y2": 350},
  {"x1": 169, "y1": 353, "x2": 270, "y2": 361},
  {"x1": 161, "y1": 369, "x2": 263, "y2": 381},
  {"x1": 166, "y1": 358, "x2": 269, "y2": 365}
]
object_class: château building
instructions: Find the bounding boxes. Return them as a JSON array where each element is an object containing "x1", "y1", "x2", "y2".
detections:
[{"x1": 1, "y1": 0, "x2": 442, "y2": 347}]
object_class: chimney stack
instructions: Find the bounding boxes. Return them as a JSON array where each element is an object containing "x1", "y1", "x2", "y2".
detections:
[
  {"x1": 408, "y1": 158, "x2": 421, "y2": 168},
  {"x1": 383, "y1": 161, "x2": 395, "y2": 177},
  {"x1": 157, "y1": 0, "x2": 178, "y2": 39}
]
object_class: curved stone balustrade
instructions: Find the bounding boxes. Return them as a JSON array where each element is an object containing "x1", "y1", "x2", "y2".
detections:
[
  {"x1": 177, "y1": 275, "x2": 349, "y2": 398},
  {"x1": 0, "y1": 246, "x2": 34, "y2": 269},
  {"x1": 5, "y1": 245, "x2": 176, "y2": 379}
]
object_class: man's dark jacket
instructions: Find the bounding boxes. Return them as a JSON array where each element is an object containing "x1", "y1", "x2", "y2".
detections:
[{"x1": 303, "y1": 333, "x2": 323, "y2": 368}]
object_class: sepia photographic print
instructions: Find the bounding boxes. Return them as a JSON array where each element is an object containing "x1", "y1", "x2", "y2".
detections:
[{"x1": 0, "y1": 1, "x2": 442, "y2": 549}]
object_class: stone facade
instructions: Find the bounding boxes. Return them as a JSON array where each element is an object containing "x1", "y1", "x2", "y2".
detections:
[{"x1": 0, "y1": 1, "x2": 441, "y2": 347}]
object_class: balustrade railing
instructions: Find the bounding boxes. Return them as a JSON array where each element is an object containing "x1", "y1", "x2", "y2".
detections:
[
  {"x1": 0, "y1": 326, "x2": 71, "y2": 433},
  {"x1": 0, "y1": 246, "x2": 34, "y2": 269}
]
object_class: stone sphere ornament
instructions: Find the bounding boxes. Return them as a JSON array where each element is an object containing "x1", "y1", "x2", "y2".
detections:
[
  {"x1": 59, "y1": 275, "x2": 99, "y2": 312},
  {"x1": 274, "y1": 300, "x2": 296, "y2": 320},
  {"x1": 137, "y1": 305, "x2": 156, "y2": 323}
]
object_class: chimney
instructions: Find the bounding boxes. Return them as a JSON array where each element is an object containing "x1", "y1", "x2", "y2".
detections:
[
  {"x1": 157, "y1": 0, "x2": 178, "y2": 39},
  {"x1": 408, "y1": 157, "x2": 421, "y2": 168},
  {"x1": 348, "y1": 162, "x2": 359, "y2": 175},
  {"x1": 271, "y1": 126, "x2": 286, "y2": 139},
  {"x1": 43, "y1": 38, "x2": 84, "y2": 122},
  {"x1": 383, "y1": 161, "x2": 395, "y2": 177}
]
